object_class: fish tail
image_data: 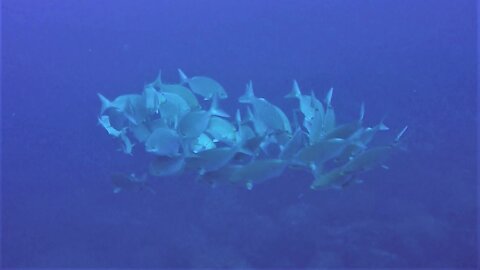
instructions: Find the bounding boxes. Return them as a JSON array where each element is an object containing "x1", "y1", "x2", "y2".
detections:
[
  {"x1": 97, "y1": 93, "x2": 112, "y2": 114},
  {"x1": 285, "y1": 80, "x2": 302, "y2": 99},
  {"x1": 153, "y1": 69, "x2": 163, "y2": 88},
  {"x1": 177, "y1": 68, "x2": 188, "y2": 84},
  {"x1": 359, "y1": 102, "x2": 365, "y2": 121},
  {"x1": 325, "y1": 87, "x2": 334, "y2": 107},
  {"x1": 238, "y1": 80, "x2": 255, "y2": 103},
  {"x1": 209, "y1": 95, "x2": 229, "y2": 117}
]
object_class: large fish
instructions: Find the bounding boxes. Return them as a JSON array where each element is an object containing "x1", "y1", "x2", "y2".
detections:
[{"x1": 178, "y1": 69, "x2": 228, "y2": 100}]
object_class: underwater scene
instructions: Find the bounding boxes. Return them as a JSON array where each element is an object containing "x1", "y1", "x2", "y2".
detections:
[{"x1": 2, "y1": 0, "x2": 478, "y2": 268}]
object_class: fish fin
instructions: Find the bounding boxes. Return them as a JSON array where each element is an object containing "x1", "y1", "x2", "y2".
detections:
[
  {"x1": 113, "y1": 187, "x2": 122, "y2": 193},
  {"x1": 285, "y1": 80, "x2": 301, "y2": 99},
  {"x1": 209, "y1": 95, "x2": 229, "y2": 117},
  {"x1": 394, "y1": 125, "x2": 408, "y2": 144},
  {"x1": 381, "y1": 165, "x2": 390, "y2": 170},
  {"x1": 153, "y1": 69, "x2": 163, "y2": 89},
  {"x1": 97, "y1": 93, "x2": 112, "y2": 114},
  {"x1": 238, "y1": 81, "x2": 255, "y2": 103},
  {"x1": 325, "y1": 87, "x2": 334, "y2": 107},
  {"x1": 245, "y1": 181, "x2": 254, "y2": 190},
  {"x1": 177, "y1": 68, "x2": 188, "y2": 84},
  {"x1": 359, "y1": 102, "x2": 365, "y2": 121}
]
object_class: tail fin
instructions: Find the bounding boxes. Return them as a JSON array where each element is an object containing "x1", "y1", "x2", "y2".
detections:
[
  {"x1": 208, "y1": 95, "x2": 229, "y2": 118},
  {"x1": 177, "y1": 68, "x2": 188, "y2": 84},
  {"x1": 238, "y1": 81, "x2": 255, "y2": 103},
  {"x1": 153, "y1": 70, "x2": 163, "y2": 89},
  {"x1": 97, "y1": 93, "x2": 112, "y2": 114},
  {"x1": 285, "y1": 80, "x2": 302, "y2": 99},
  {"x1": 359, "y1": 102, "x2": 365, "y2": 122},
  {"x1": 325, "y1": 87, "x2": 334, "y2": 107},
  {"x1": 377, "y1": 117, "x2": 389, "y2": 131}
]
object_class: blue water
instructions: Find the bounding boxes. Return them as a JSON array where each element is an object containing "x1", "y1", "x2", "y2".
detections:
[{"x1": 2, "y1": 0, "x2": 478, "y2": 268}]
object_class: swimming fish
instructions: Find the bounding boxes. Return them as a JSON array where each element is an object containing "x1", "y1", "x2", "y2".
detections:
[
  {"x1": 178, "y1": 69, "x2": 228, "y2": 100},
  {"x1": 177, "y1": 96, "x2": 228, "y2": 138},
  {"x1": 111, "y1": 173, "x2": 155, "y2": 194},
  {"x1": 230, "y1": 159, "x2": 287, "y2": 190},
  {"x1": 152, "y1": 70, "x2": 200, "y2": 109},
  {"x1": 144, "y1": 127, "x2": 181, "y2": 157}
]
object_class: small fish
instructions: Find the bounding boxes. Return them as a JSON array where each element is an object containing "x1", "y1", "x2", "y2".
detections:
[
  {"x1": 322, "y1": 103, "x2": 365, "y2": 140},
  {"x1": 240, "y1": 81, "x2": 291, "y2": 134},
  {"x1": 177, "y1": 96, "x2": 228, "y2": 138},
  {"x1": 206, "y1": 116, "x2": 237, "y2": 145},
  {"x1": 285, "y1": 80, "x2": 316, "y2": 120},
  {"x1": 111, "y1": 173, "x2": 155, "y2": 194},
  {"x1": 143, "y1": 84, "x2": 166, "y2": 114},
  {"x1": 145, "y1": 127, "x2": 181, "y2": 157},
  {"x1": 294, "y1": 138, "x2": 349, "y2": 167},
  {"x1": 310, "y1": 166, "x2": 353, "y2": 190},
  {"x1": 152, "y1": 70, "x2": 200, "y2": 109},
  {"x1": 178, "y1": 69, "x2": 228, "y2": 100},
  {"x1": 279, "y1": 128, "x2": 306, "y2": 161},
  {"x1": 149, "y1": 156, "x2": 185, "y2": 177},
  {"x1": 190, "y1": 133, "x2": 216, "y2": 153},
  {"x1": 157, "y1": 92, "x2": 190, "y2": 128},
  {"x1": 230, "y1": 159, "x2": 287, "y2": 190},
  {"x1": 342, "y1": 126, "x2": 407, "y2": 174}
]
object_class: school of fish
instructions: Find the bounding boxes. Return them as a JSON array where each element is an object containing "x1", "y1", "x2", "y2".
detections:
[{"x1": 98, "y1": 69, "x2": 407, "y2": 192}]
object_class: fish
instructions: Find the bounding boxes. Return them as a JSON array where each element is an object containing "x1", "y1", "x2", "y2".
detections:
[
  {"x1": 143, "y1": 84, "x2": 165, "y2": 114},
  {"x1": 285, "y1": 80, "x2": 316, "y2": 120},
  {"x1": 229, "y1": 159, "x2": 287, "y2": 190},
  {"x1": 98, "y1": 93, "x2": 146, "y2": 125},
  {"x1": 190, "y1": 133, "x2": 216, "y2": 153},
  {"x1": 111, "y1": 173, "x2": 155, "y2": 194},
  {"x1": 206, "y1": 116, "x2": 237, "y2": 145},
  {"x1": 178, "y1": 69, "x2": 228, "y2": 100},
  {"x1": 144, "y1": 127, "x2": 181, "y2": 157},
  {"x1": 293, "y1": 138, "x2": 349, "y2": 167},
  {"x1": 240, "y1": 81, "x2": 291, "y2": 134},
  {"x1": 342, "y1": 126, "x2": 408, "y2": 174},
  {"x1": 157, "y1": 92, "x2": 190, "y2": 128},
  {"x1": 177, "y1": 95, "x2": 228, "y2": 138},
  {"x1": 152, "y1": 70, "x2": 200, "y2": 109},
  {"x1": 322, "y1": 103, "x2": 365, "y2": 140},
  {"x1": 149, "y1": 156, "x2": 185, "y2": 177},
  {"x1": 310, "y1": 165, "x2": 354, "y2": 190},
  {"x1": 279, "y1": 128, "x2": 306, "y2": 161}
]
